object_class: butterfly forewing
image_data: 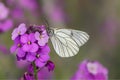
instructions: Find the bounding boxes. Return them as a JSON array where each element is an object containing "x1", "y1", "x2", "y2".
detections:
[{"x1": 50, "y1": 28, "x2": 89, "y2": 57}]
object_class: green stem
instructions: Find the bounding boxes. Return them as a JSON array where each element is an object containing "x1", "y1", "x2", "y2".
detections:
[{"x1": 32, "y1": 62, "x2": 38, "y2": 80}]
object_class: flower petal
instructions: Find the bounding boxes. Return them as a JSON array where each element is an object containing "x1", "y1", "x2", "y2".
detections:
[
  {"x1": 38, "y1": 39, "x2": 46, "y2": 46},
  {"x1": 17, "y1": 48, "x2": 26, "y2": 57},
  {"x1": 45, "y1": 61, "x2": 55, "y2": 71},
  {"x1": 28, "y1": 33, "x2": 36, "y2": 42},
  {"x1": 26, "y1": 53, "x2": 36, "y2": 62},
  {"x1": 22, "y1": 44, "x2": 30, "y2": 52},
  {"x1": 20, "y1": 34, "x2": 28, "y2": 43},
  {"x1": 10, "y1": 44, "x2": 17, "y2": 53},
  {"x1": 12, "y1": 28, "x2": 18, "y2": 40},
  {"x1": 18, "y1": 23, "x2": 27, "y2": 35},
  {"x1": 40, "y1": 45, "x2": 50, "y2": 55},
  {"x1": 29, "y1": 43, "x2": 38, "y2": 52},
  {"x1": 35, "y1": 31, "x2": 40, "y2": 40},
  {"x1": 35, "y1": 59, "x2": 46, "y2": 68},
  {"x1": 14, "y1": 37, "x2": 21, "y2": 44},
  {"x1": 40, "y1": 54, "x2": 50, "y2": 62}
]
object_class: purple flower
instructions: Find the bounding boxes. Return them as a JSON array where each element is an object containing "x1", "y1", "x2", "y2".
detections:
[
  {"x1": 35, "y1": 54, "x2": 50, "y2": 68},
  {"x1": 12, "y1": 23, "x2": 27, "y2": 40},
  {"x1": 35, "y1": 30, "x2": 49, "y2": 46},
  {"x1": 45, "y1": 61, "x2": 55, "y2": 72},
  {"x1": 10, "y1": 37, "x2": 22, "y2": 53},
  {"x1": 0, "y1": 2, "x2": 9, "y2": 20},
  {"x1": 22, "y1": 72, "x2": 34, "y2": 80},
  {"x1": 20, "y1": 33, "x2": 39, "y2": 53},
  {"x1": 34, "y1": 45, "x2": 50, "y2": 68},
  {"x1": 20, "y1": 64, "x2": 34, "y2": 80},
  {"x1": 26, "y1": 52, "x2": 36, "y2": 62},
  {"x1": 71, "y1": 60, "x2": 108, "y2": 80},
  {"x1": 10, "y1": 37, "x2": 26, "y2": 60},
  {"x1": 0, "y1": 19, "x2": 13, "y2": 33},
  {"x1": 17, "y1": 48, "x2": 26, "y2": 58},
  {"x1": 25, "y1": 45, "x2": 50, "y2": 68}
]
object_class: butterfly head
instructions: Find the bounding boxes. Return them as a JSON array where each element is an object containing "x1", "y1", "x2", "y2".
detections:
[{"x1": 47, "y1": 28, "x2": 54, "y2": 37}]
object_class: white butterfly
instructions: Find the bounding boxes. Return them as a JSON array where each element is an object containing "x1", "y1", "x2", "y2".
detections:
[{"x1": 48, "y1": 28, "x2": 89, "y2": 57}]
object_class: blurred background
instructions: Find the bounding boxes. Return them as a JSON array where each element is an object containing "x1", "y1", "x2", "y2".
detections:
[{"x1": 0, "y1": 0, "x2": 120, "y2": 79}]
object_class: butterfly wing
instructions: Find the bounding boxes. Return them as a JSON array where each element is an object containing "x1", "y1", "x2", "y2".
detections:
[{"x1": 50, "y1": 29, "x2": 89, "y2": 57}]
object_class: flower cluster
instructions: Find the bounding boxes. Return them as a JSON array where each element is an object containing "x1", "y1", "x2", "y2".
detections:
[
  {"x1": 11, "y1": 23, "x2": 55, "y2": 71},
  {"x1": 71, "y1": 60, "x2": 108, "y2": 80}
]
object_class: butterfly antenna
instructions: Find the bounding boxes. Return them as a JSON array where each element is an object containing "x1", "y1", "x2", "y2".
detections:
[{"x1": 41, "y1": 15, "x2": 50, "y2": 29}]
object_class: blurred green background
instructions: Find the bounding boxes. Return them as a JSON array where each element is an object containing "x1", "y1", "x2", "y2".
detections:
[{"x1": 0, "y1": 0, "x2": 120, "y2": 79}]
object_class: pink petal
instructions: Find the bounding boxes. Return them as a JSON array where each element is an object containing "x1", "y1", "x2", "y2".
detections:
[
  {"x1": 12, "y1": 33, "x2": 18, "y2": 40},
  {"x1": 22, "y1": 44, "x2": 30, "y2": 52},
  {"x1": 26, "y1": 53, "x2": 35, "y2": 62},
  {"x1": 12, "y1": 28, "x2": 18, "y2": 40},
  {"x1": 18, "y1": 23, "x2": 27, "y2": 35},
  {"x1": 10, "y1": 44, "x2": 17, "y2": 53},
  {"x1": 35, "y1": 59, "x2": 46, "y2": 68},
  {"x1": 28, "y1": 33, "x2": 36, "y2": 42},
  {"x1": 12, "y1": 28, "x2": 18, "y2": 35},
  {"x1": 30, "y1": 43, "x2": 38, "y2": 52},
  {"x1": 40, "y1": 45, "x2": 50, "y2": 55},
  {"x1": 40, "y1": 55, "x2": 50, "y2": 62},
  {"x1": 35, "y1": 31, "x2": 40, "y2": 40},
  {"x1": 20, "y1": 34, "x2": 28, "y2": 43},
  {"x1": 17, "y1": 48, "x2": 25, "y2": 57},
  {"x1": 38, "y1": 39, "x2": 46, "y2": 46}
]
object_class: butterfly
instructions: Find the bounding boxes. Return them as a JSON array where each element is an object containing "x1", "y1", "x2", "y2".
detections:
[
  {"x1": 48, "y1": 28, "x2": 89, "y2": 57},
  {"x1": 42, "y1": 16, "x2": 89, "y2": 57}
]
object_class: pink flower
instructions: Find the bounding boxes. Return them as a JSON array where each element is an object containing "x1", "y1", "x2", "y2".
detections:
[
  {"x1": 26, "y1": 45, "x2": 51, "y2": 68},
  {"x1": 0, "y1": 19, "x2": 13, "y2": 33},
  {"x1": 20, "y1": 33, "x2": 39, "y2": 53},
  {"x1": 71, "y1": 60, "x2": 108, "y2": 80},
  {"x1": 45, "y1": 61, "x2": 55, "y2": 72},
  {"x1": 0, "y1": 2, "x2": 9, "y2": 20},
  {"x1": 35, "y1": 31, "x2": 49, "y2": 46},
  {"x1": 12, "y1": 23, "x2": 27, "y2": 40},
  {"x1": 10, "y1": 37, "x2": 22, "y2": 53}
]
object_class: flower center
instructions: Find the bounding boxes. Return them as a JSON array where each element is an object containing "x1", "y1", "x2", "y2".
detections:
[
  {"x1": 36, "y1": 54, "x2": 40, "y2": 58},
  {"x1": 18, "y1": 31, "x2": 21, "y2": 35},
  {"x1": 27, "y1": 41, "x2": 31, "y2": 45},
  {"x1": 87, "y1": 62, "x2": 98, "y2": 75},
  {"x1": 39, "y1": 35, "x2": 43, "y2": 39},
  {"x1": 17, "y1": 43, "x2": 21, "y2": 47}
]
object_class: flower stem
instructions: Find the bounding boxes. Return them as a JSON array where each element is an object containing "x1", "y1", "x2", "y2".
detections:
[{"x1": 33, "y1": 62, "x2": 38, "y2": 80}]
